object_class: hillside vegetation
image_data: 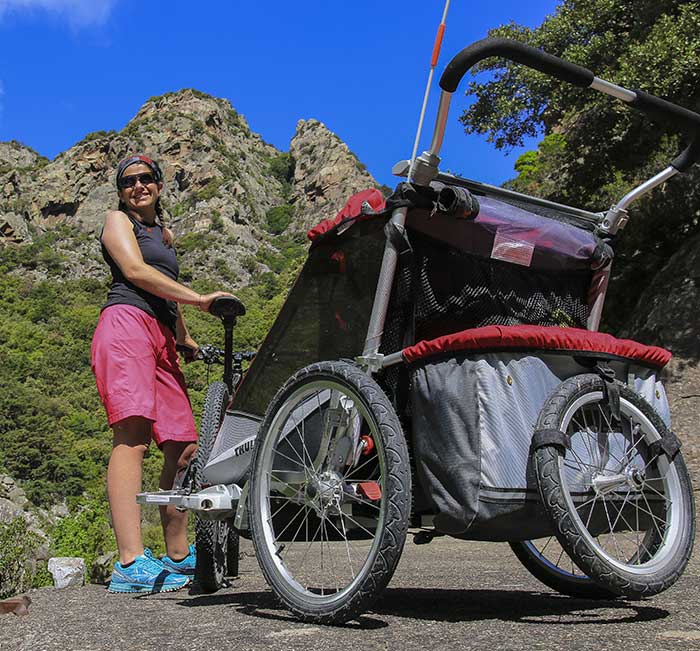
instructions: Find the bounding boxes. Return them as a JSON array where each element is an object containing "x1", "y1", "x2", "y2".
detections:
[{"x1": 0, "y1": 90, "x2": 378, "y2": 595}]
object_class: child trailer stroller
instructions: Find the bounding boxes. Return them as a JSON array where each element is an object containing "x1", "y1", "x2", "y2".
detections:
[{"x1": 139, "y1": 37, "x2": 699, "y2": 624}]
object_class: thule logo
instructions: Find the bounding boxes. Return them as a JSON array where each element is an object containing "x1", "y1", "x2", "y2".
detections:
[{"x1": 234, "y1": 439, "x2": 255, "y2": 457}]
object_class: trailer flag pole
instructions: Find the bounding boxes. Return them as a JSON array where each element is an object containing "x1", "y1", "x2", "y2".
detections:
[{"x1": 407, "y1": 0, "x2": 451, "y2": 183}]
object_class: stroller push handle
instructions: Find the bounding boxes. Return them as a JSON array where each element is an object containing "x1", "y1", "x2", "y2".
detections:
[
  {"x1": 671, "y1": 137, "x2": 700, "y2": 173},
  {"x1": 629, "y1": 90, "x2": 700, "y2": 141},
  {"x1": 439, "y1": 37, "x2": 700, "y2": 145},
  {"x1": 439, "y1": 37, "x2": 594, "y2": 92},
  {"x1": 407, "y1": 36, "x2": 700, "y2": 231}
]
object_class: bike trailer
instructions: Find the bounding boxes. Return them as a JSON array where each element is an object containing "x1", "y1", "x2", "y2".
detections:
[
  {"x1": 407, "y1": 324, "x2": 671, "y2": 539},
  {"x1": 139, "y1": 33, "x2": 699, "y2": 624}
]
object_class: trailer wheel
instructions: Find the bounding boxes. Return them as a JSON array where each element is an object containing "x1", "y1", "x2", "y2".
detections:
[
  {"x1": 249, "y1": 361, "x2": 410, "y2": 624},
  {"x1": 534, "y1": 374, "x2": 695, "y2": 598},
  {"x1": 510, "y1": 539, "x2": 617, "y2": 599}
]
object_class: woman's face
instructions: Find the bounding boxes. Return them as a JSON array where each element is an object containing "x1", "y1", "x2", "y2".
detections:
[{"x1": 118, "y1": 163, "x2": 163, "y2": 213}]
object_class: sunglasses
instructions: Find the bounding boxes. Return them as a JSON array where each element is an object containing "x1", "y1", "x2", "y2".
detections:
[{"x1": 118, "y1": 172, "x2": 157, "y2": 189}]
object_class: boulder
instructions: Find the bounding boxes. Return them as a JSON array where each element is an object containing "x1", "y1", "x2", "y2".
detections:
[
  {"x1": 47, "y1": 557, "x2": 86, "y2": 589},
  {"x1": 0, "y1": 497, "x2": 23, "y2": 524}
]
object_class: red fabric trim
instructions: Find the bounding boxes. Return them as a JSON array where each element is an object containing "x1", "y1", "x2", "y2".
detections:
[
  {"x1": 402, "y1": 325, "x2": 672, "y2": 368},
  {"x1": 307, "y1": 188, "x2": 386, "y2": 241}
]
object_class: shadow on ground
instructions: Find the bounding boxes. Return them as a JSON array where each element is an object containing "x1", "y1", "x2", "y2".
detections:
[{"x1": 177, "y1": 586, "x2": 669, "y2": 628}]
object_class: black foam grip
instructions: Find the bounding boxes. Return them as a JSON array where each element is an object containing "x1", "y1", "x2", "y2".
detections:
[
  {"x1": 439, "y1": 38, "x2": 594, "y2": 93},
  {"x1": 631, "y1": 90, "x2": 700, "y2": 134},
  {"x1": 671, "y1": 138, "x2": 700, "y2": 172}
]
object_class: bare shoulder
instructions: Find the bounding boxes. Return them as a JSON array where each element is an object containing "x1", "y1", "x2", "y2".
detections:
[
  {"x1": 102, "y1": 211, "x2": 136, "y2": 247},
  {"x1": 104, "y1": 209, "x2": 129, "y2": 225},
  {"x1": 103, "y1": 210, "x2": 133, "y2": 232}
]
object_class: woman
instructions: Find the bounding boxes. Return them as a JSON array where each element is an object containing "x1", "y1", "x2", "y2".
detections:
[{"x1": 91, "y1": 154, "x2": 233, "y2": 593}]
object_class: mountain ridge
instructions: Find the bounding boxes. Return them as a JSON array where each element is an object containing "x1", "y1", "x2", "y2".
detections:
[{"x1": 0, "y1": 88, "x2": 379, "y2": 286}]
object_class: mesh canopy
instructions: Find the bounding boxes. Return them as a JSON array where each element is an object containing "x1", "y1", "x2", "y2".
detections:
[
  {"x1": 234, "y1": 189, "x2": 598, "y2": 417},
  {"x1": 233, "y1": 217, "x2": 388, "y2": 417}
]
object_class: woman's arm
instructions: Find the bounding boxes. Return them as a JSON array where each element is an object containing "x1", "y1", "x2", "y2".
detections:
[
  {"x1": 175, "y1": 304, "x2": 199, "y2": 361},
  {"x1": 101, "y1": 211, "x2": 231, "y2": 310}
]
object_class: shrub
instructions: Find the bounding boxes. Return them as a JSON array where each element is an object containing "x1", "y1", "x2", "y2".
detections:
[
  {"x1": 265, "y1": 204, "x2": 294, "y2": 235},
  {"x1": 267, "y1": 153, "x2": 295, "y2": 184},
  {"x1": 213, "y1": 257, "x2": 237, "y2": 284},
  {"x1": 175, "y1": 231, "x2": 215, "y2": 254},
  {"x1": 50, "y1": 498, "x2": 116, "y2": 572},
  {"x1": 194, "y1": 179, "x2": 224, "y2": 202},
  {"x1": 0, "y1": 517, "x2": 40, "y2": 598},
  {"x1": 210, "y1": 211, "x2": 224, "y2": 233}
]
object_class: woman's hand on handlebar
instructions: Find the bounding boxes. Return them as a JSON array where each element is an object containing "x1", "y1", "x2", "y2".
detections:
[
  {"x1": 176, "y1": 334, "x2": 200, "y2": 363},
  {"x1": 198, "y1": 291, "x2": 236, "y2": 313}
]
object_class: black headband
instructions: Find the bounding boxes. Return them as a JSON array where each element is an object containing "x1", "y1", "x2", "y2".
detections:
[{"x1": 116, "y1": 155, "x2": 163, "y2": 187}]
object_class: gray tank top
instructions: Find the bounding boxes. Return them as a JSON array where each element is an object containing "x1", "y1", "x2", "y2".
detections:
[{"x1": 101, "y1": 213, "x2": 179, "y2": 333}]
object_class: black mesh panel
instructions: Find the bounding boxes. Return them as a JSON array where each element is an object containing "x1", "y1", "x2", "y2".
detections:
[{"x1": 412, "y1": 232, "x2": 592, "y2": 342}]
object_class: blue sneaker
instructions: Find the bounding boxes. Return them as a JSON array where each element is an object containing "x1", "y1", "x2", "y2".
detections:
[
  {"x1": 108, "y1": 550, "x2": 191, "y2": 593},
  {"x1": 160, "y1": 544, "x2": 196, "y2": 575}
]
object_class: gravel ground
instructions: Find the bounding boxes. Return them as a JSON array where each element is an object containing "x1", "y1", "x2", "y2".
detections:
[
  {"x1": 3, "y1": 513, "x2": 700, "y2": 651},
  {"x1": 3, "y1": 361, "x2": 698, "y2": 651}
]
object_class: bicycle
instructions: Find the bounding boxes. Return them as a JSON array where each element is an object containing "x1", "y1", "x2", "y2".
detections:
[{"x1": 175, "y1": 296, "x2": 255, "y2": 592}]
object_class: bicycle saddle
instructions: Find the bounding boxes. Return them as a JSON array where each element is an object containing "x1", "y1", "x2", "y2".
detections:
[{"x1": 210, "y1": 296, "x2": 246, "y2": 319}]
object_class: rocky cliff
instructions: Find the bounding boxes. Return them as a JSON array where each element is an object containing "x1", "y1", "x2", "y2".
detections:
[
  {"x1": 290, "y1": 118, "x2": 378, "y2": 231},
  {"x1": 0, "y1": 89, "x2": 380, "y2": 285},
  {"x1": 623, "y1": 231, "x2": 700, "y2": 471}
]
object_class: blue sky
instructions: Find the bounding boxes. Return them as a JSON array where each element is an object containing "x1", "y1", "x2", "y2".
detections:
[{"x1": 0, "y1": 0, "x2": 557, "y2": 188}]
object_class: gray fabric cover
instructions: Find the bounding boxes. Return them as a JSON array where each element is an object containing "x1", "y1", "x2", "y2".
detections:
[{"x1": 410, "y1": 352, "x2": 669, "y2": 541}]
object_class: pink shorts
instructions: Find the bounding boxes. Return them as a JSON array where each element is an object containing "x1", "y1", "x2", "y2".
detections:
[{"x1": 91, "y1": 305, "x2": 198, "y2": 447}]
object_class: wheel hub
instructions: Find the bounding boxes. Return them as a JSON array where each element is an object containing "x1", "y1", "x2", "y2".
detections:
[
  {"x1": 626, "y1": 465, "x2": 646, "y2": 490},
  {"x1": 592, "y1": 464, "x2": 646, "y2": 496},
  {"x1": 305, "y1": 471, "x2": 344, "y2": 516}
]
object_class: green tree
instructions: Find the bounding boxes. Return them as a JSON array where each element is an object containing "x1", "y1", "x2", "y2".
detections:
[{"x1": 459, "y1": 1, "x2": 700, "y2": 328}]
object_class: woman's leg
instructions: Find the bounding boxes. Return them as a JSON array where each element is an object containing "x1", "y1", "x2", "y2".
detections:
[
  {"x1": 159, "y1": 440, "x2": 192, "y2": 560},
  {"x1": 108, "y1": 416, "x2": 152, "y2": 565}
]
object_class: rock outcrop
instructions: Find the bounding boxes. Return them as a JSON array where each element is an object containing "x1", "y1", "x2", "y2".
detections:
[
  {"x1": 623, "y1": 231, "x2": 700, "y2": 472},
  {"x1": 0, "y1": 91, "x2": 378, "y2": 285},
  {"x1": 0, "y1": 141, "x2": 46, "y2": 244},
  {"x1": 290, "y1": 119, "x2": 378, "y2": 231}
]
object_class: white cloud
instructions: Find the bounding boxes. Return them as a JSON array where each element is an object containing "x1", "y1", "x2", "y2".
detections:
[{"x1": 0, "y1": 0, "x2": 118, "y2": 27}]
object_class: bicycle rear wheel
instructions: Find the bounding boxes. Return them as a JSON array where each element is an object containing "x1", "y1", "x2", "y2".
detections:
[{"x1": 193, "y1": 381, "x2": 231, "y2": 593}]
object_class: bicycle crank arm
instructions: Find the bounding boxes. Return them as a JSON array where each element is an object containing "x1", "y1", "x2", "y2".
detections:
[{"x1": 136, "y1": 483, "x2": 243, "y2": 520}]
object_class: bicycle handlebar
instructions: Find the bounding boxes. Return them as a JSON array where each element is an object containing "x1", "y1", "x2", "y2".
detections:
[{"x1": 176, "y1": 343, "x2": 256, "y2": 366}]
